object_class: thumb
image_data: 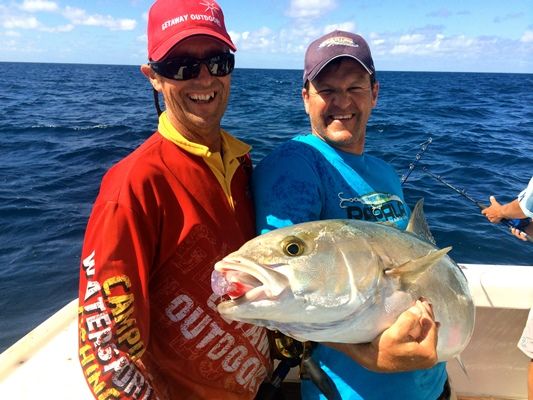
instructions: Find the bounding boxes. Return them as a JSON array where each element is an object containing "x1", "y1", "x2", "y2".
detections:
[
  {"x1": 489, "y1": 195, "x2": 499, "y2": 206},
  {"x1": 418, "y1": 313, "x2": 439, "y2": 347},
  {"x1": 393, "y1": 305, "x2": 423, "y2": 340}
]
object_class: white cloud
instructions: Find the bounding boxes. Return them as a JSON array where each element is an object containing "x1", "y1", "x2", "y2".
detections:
[
  {"x1": 0, "y1": 34, "x2": 45, "y2": 54},
  {"x1": 1, "y1": 3, "x2": 137, "y2": 33},
  {"x1": 40, "y1": 23, "x2": 74, "y2": 32},
  {"x1": 230, "y1": 21, "x2": 359, "y2": 56},
  {"x1": 1, "y1": 39, "x2": 18, "y2": 48},
  {"x1": 231, "y1": 20, "x2": 361, "y2": 57},
  {"x1": 2, "y1": 15, "x2": 39, "y2": 29},
  {"x1": 62, "y1": 6, "x2": 136, "y2": 31},
  {"x1": 372, "y1": 38, "x2": 385, "y2": 46},
  {"x1": 323, "y1": 21, "x2": 356, "y2": 34},
  {"x1": 230, "y1": 27, "x2": 275, "y2": 51},
  {"x1": 521, "y1": 30, "x2": 533, "y2": 43},
  {"x1": 370, "y1": 33, "x2": 387, "y2": 49},
  {"x1": 398, "y1": 34, "x2": 425, "y2": 44},
  {"x1": 20, "y1": 0, "x2": 58, "y2": 13},
  {"x1": 5, "y1": 30, "x2": 21, "y2": 37},
  {"x1": 388, "y1": 33, "x2": 488, "y2": 57},
  {"x1": 287, "y1": 0, "x2": 336, "y2": 19}
]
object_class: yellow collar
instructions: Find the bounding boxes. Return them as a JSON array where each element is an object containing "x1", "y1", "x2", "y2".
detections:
[
  {"x1": 157, "y1": 111, "x2": 250, "y2": 158},
  {"x1": 157, "y1": 111, "x2": 251, "y2": 209}
]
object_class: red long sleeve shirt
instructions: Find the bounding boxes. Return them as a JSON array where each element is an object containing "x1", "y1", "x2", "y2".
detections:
[{"x1": 78, "y1": 128, "x2": 270, "y2": 400}]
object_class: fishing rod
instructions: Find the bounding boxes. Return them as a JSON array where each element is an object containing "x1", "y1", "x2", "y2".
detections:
[
  {"x1": 422, "y1": 167, "x2": 533, "y2": 243},
  {"x1": 401, "y1": 137, "x2": 433, "y2": 185}
]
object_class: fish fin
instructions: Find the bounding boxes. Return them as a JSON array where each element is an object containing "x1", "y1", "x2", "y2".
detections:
[
  {"x1": 405, "y1": 198, "x2": 437, "y2": 245},
  {"x1": 384, "y1": 247, "x2": 452, "y2": 279},
  {"x1": 454, "y1": 354, "x2": 469, "y2": 378}
]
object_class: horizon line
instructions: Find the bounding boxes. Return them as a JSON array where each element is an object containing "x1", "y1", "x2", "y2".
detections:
[{"x1": 0, "y1": 60, "x2": 531, "y2": 75}]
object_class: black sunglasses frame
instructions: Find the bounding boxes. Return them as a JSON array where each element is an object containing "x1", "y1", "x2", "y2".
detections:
[{"x1": 149, "y1": 53, "x2": 235, "y2": 81}]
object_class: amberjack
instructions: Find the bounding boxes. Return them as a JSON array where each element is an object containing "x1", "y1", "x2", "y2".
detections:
[{"x1": 212, "y1": 200, "x2": 475, "y2": 361}]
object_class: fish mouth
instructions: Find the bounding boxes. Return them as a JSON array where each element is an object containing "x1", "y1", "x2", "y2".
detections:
[{"x1": 212, "y1": 256, "x2": 290, "y2": 303}]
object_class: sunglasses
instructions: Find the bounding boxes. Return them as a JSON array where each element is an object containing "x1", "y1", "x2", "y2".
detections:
[{"x1": 149, "y1": 53, "x2": 235, "y2": 81}]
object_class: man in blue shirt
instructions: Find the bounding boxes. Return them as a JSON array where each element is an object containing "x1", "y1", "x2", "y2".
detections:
[{"x1": 253, "y1": 30, "x2": 448, "y2": 399}]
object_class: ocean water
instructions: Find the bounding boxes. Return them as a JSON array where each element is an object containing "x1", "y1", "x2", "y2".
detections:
[{"x1": 0, "y1": 62, "x2": 531, "y2": 352}]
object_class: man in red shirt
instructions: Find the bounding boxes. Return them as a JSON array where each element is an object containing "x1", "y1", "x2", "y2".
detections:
[{"x1": 77, "y1": 1, "x2": 271, "y2": 398}]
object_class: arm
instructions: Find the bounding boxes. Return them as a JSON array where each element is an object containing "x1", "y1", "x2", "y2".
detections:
[
  {"x1": 78, "y1": 200, "x2": 160, "y2": 399},
  {"x1": 482, "y1": 196, "x2": 527, "y2": 222}
]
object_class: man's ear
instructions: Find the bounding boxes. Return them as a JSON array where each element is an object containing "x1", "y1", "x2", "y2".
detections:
[
  {"x1": 302, "y1": 87, "x2": 310, "y2": 115},
  {"x1": 141, "y1": 64, "x2": 163, "y2": 92},
  {"x1": 371, "y1": 81, "x2": 379, "y2": 108}
]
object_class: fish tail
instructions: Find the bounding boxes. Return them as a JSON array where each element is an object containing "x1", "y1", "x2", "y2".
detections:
[{"x1": 454, "y1": 354, "x2": 469, "y2": 378}]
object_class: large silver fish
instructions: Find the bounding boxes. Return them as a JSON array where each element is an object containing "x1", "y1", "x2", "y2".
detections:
[{"x1": 212, "y1": 200, "x2": 475, "y2": 361}]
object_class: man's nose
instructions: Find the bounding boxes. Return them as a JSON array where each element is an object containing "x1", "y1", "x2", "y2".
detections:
[
  {"x1": 196, "y1": 63, "x2": 214, "y2": 81},
  {"x1": 332, "y1": 90, "x2": 352, "y2": 108}
]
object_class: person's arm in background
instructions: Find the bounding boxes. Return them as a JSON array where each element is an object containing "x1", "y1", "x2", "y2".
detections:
[
  {"x1": 252, "y1": 147, "x2": 438, "y2": 372},
  {"x1": 482, "y1": 177, "x2": 533, "y2": 241},
  {"x1": 482, "y1": 197, "x2": 526, "y2": 222}
]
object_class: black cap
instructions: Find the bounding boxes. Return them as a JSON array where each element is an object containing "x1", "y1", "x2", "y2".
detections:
[{"x1": 303, "y1": 30, "x2": 375, "y2": 85}]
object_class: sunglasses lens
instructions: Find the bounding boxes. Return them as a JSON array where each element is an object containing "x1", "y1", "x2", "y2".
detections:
[
  {"x1": 207, "y1": 54, "x2": 235, "y2": 77},
  {"x1": 173, "y1": 61, "x2": 200, "y2": 80},
  {"x1": 151, "y1": 53, "x2": 234, "y2": 81}
]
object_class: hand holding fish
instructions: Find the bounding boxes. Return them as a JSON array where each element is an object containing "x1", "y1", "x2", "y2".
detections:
[{"x1": 324, "y1": 299, "x2": 439, "y2": 372}]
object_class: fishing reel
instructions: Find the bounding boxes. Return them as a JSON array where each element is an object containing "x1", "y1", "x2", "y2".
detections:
[
  {"x1": 254, "y1": 330, "x2": 303, "y2": 400},
  {"x1": 255, "y1": 331, "x2": 341, "y2": 400},
  {"x1": 269, "y1": 330, "x2": 304, "y2": 361}
]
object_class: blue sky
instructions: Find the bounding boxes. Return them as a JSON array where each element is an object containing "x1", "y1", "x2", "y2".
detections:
[{"x1": 0, "y1": 0, "x2": 532, "y2": 72}]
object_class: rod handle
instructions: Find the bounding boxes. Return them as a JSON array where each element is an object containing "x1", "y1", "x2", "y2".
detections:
[{"x1": 477, "y1": 203, "x2": 532, "y2": 242}]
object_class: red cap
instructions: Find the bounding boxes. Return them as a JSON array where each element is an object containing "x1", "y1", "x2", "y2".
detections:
[{"x1": 147, "y1": 0, "x2": 236, "y2": 61}]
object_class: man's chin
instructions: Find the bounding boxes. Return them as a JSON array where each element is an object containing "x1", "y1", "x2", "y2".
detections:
[{"x1": 322, "y1": 131, "x2": 365, "y2": 154}]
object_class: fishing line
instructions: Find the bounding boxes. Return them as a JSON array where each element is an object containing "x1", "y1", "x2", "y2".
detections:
[
  {"x1": 422, "y1": 167, "x2": 533, "y2": 243},
  {"x1": 400, "y1": 137, "x2": 433, "y2": 185}
]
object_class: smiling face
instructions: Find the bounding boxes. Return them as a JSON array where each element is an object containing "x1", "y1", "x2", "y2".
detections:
[
  {"x1": 141, "y1": 35, "x2": 231, "y2": 151},
  {"x1": 302, "y1": 58, "x2": 379, "y2": 155}
]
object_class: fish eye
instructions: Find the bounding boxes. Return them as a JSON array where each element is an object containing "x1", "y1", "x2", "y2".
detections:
[{"x1": 282, "y1": 236, "x2": 305, "y2": 256}]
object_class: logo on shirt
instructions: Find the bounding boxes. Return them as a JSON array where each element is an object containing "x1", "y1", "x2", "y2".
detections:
[{"x1": 338, "y1": 192, "x2": 407, "y2": 223}]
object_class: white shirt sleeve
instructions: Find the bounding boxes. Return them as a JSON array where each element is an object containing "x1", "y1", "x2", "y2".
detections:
[
  {"x1": 518, "y1": 308, "x2": 533, "y2": 358},
  {"x1": 517, "y1": 176, "x2": 533, "y2": 218}
]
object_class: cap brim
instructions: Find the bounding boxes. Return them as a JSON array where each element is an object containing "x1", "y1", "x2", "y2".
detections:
[
  {"x1": 151, "y1": 28, "x2": 236, "y2": 61},
  {"x1": 305, "y1": 54, "x2": 373, "y2": 84}
]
